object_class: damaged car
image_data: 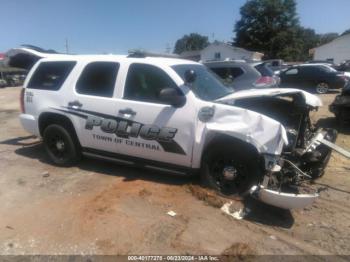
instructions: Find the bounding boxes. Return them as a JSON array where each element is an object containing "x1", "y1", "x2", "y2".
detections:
[{"x1": 5, "y1": 47, "x2": 338, "y2": 209}]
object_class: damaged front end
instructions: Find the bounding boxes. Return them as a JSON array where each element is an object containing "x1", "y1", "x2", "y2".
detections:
[{"x1": 217, "y1": 89, "x2": 338, "y2": 209}]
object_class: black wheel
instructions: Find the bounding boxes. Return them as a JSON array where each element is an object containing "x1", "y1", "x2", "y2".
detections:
[
  {"x1": 43, "y1": 124, "x2": 81, "y2": 166},
  {"x1": 201, "y1": 143, "x2": 262, "y2": 196}
]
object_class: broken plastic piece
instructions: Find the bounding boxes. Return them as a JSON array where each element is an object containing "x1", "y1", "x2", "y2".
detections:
[
  {"x1": 167, "y1": 210, "x2": 177, "y2": 217},
  {"x1": 250, "y1": 186, "x2": 318, "y2": 209},
  {"x1": 221, "y1": 202, "x2": 249, "y2": 220}
]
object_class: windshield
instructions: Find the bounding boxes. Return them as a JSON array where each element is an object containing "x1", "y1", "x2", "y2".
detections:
[{"x1": 172, "y1": 64, "x2": 233, "y2": 101}]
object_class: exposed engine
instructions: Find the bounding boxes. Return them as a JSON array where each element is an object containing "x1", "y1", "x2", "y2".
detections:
[{"x1": 232, "y1": 93, "x2": 337, "y2": 194}]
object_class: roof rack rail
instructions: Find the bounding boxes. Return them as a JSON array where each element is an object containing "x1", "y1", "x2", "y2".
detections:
[{"x1": 127, "y1": 49, "x2": 179, "y2": 59}]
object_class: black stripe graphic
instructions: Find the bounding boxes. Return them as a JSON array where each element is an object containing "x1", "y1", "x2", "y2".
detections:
[{"x1": 53, "y1": 106, "x2": 186, "y2": 155}]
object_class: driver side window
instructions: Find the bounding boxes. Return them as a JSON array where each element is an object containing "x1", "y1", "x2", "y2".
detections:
[{"x1": 124, "y1": 63, "x2": 179, "y2": 104}]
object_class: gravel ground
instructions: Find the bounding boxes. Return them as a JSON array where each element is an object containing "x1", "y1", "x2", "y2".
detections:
[{"x1": 0, "y1": 87, "x2": 349, "y2": 256}]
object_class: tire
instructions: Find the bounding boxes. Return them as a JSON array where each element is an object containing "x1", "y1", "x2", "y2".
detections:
[
  {"x1": 315, "y1": 82, "x2": 329, "y2": 94},
  {"x1": 200, "y1": 143, "x2": 262, "y2": 196},
  {"x1": 43, "y1": 124, "x2": 81, "y2": 166}
]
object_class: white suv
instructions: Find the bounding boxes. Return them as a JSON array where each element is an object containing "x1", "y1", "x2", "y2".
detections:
[{"x1": 7, "y1": 47, "x2": 337, "y2": 209}]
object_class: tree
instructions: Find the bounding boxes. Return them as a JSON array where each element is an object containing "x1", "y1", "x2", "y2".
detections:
[
  {"x1": 234, "y1": 0, "x2": 301, "y2": 61},
  {"x1": 173, "y1": 33, "x2": 209, "y2": 54},
  {"x1": 318, "y1": 33, "x2": 339, "y2": 45},
  {"x1": 296, "y1": 27, "x2": 319, "y2": 61}
]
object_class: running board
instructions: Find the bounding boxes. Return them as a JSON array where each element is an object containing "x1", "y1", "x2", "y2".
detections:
[{"x1": 82, "y1": 151, "x2": 189, "y2": 175}]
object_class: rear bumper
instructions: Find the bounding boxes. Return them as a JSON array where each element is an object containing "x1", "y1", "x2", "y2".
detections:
[{"x1": 19, "y1": 114, "x2": 40, "y2": 136}]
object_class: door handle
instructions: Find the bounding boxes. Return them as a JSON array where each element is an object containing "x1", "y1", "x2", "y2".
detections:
[
  {"x1": 119, "y1": 108, "x2": 136, "y2": 116},
  {"x1": 68, "y1": 100, "x2": 83, "y2": 109}
]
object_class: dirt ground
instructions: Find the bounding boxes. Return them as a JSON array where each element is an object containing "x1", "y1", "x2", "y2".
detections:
[{"x1": 0, "y1": 87, "x2": 349, "y2": 256}]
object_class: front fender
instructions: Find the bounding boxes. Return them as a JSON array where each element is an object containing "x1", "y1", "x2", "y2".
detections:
[{"x1": 191, "y1": 103, "x2": 288, "y2": 168}]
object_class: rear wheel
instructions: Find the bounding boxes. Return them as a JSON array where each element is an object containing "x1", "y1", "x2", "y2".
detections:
[
  {"x1": 315, "y1": 82, "x2": 329, "y2": 94},
  {"x1": 201, "y1": 143, "x2": 262, "y2": 196},
  {"x1": 43, "y1": 124, "x2": 81, "y2": 166}
]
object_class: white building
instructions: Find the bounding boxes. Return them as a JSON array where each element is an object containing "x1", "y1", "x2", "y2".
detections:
[
  {"x1": 180, "y1": 42, "x2": 264, "y2": 62},
  {"x1": 313, "y1": 34, "x2": 350, "y2": 64},
  {"x1": 200, "y1": 42, "x2": 263, "y2": 62}
]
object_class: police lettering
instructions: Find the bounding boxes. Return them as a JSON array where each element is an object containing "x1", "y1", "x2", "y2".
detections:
[{"x1": 85, "y1": 115, "x2": 177, "y2": 142}]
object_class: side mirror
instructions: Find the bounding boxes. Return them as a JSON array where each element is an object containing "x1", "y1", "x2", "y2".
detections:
[
  {"x1": 159, "y1": 87, "x2": 186, "y2": 108},
  {"x1": 184, "y1": 69, "x2": 196, "y2": 84}
]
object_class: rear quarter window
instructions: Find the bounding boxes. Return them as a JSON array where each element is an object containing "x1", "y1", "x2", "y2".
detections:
[
  {"x1": 27, "y1": 61, "x2": 76, "y2": 90},
  {"x1": 255, "y1": 63, "x2": 274, "y2": 76}
]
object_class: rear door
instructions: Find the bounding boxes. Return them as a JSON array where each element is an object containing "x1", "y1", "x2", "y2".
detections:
[{"x1": 62, "y1": 61, "x2": 123, "y2": 154}]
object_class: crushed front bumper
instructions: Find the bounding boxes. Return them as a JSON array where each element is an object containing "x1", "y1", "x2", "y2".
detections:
[{"x1": 250, "y1": 128, "x2": 341, "y2": 210}]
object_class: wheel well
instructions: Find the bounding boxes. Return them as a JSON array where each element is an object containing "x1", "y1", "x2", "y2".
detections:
[
  {"x1": 202, "y1": 134, "x2": 261, "y2": 165},
  {"x1": 38, "y1": 112, "x2": 81, "y2": 146}
]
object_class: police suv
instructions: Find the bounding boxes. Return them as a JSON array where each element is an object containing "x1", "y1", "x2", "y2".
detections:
[{"x1": 6, "y1": 47, "x2": 337, "y2": 209}]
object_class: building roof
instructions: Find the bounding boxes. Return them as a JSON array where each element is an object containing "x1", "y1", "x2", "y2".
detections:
[
  {"x1": 202, "y1": 41, "x2": 264, "y2": 56},
  {"x1": 314, "y1": 33, "x2": 350, "y2": 50}
]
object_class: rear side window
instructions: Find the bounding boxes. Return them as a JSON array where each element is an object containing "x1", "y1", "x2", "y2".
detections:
[
  {"x1": 76, "y1": 62, "x2": 119, "y2": 97},
  {"x1": 285, "y1": 68, "x2": 299, "y2": 75},
  {"x1": 211, "y1": 67, "x2": 244, "y2": 79},
  {"x1": 27, "y1": 61, "x2": 76, "y2": 90},
  {"x1": 255, "y1": 63, "x2": 274, "y2": 76}
]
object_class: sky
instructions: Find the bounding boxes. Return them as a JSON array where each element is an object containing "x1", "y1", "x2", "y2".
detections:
[{"x1": 0, "y1": 0, "x2": 349, "y2": 54}]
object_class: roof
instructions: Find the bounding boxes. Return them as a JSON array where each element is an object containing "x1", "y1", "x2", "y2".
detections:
[
  {"x1": 5, "y1": 47, "x2": 199, "y2": 69},
  {"x1": 40, "y1": 54, "x2": 199, "y2": 67},
  {"x1": 314, "y1": 33, "x2": 350, "y2": 50},
  {"x1": 202, "y1": 41, "x2": 264, "y2": 56}
]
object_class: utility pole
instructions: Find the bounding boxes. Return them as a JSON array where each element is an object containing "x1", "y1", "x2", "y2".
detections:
[
  {"x1": 165, "y1": 43, "x2": 171, "y2": 54},
  {"x1": 65, "y1": 38, "x2": 69, "y2": 54}
]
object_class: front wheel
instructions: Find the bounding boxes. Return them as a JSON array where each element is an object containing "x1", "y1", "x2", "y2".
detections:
[
  {"x1": 200, "y1": 143, "x2": 262, "y2": 196},
  {"x1": 43, "y1": 124, "x2": 81, "y2": 166},
  {"x1": 315, "y1": 82, "x2": 329, "y2": 94}
]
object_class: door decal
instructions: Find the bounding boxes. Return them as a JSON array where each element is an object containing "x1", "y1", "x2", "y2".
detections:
[{"x1": 52, "y1": 107, "x2": 186, "y2": 155}]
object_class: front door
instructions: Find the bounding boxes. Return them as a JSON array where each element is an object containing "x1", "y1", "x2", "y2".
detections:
[{"x1": 110, "y1": 63, "x2": 195, "y2": 167}]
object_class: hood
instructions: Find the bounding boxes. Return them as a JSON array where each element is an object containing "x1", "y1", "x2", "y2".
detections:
[
  {"x1": 4, "y1": 46, "x2": 63, "y2": 70},
  {"x1": 216, "y1": 88, "x2": 322, "y2": 107}
]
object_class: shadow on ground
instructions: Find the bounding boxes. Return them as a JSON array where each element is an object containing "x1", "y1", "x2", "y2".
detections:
[
  {"x1": 2, "y1": 135, "x2": 295, "y2": 228},
  {"x1": 1, "y1": 135, "x2": 196, "y2": 187},
  {"x1": 242, "y1": 197, "x2": 294, "y2": 229}
]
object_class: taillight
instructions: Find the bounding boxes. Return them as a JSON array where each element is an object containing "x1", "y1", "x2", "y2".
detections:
[
  {"x1": 337, "y1": 74, "x2": 349, "y2": 81},
  {"x1": 254, "y1": 76, "x2": 275, "y2": 87},
  {"x1": 20, "y1": 88, "x2": 25, "y2": 113}
]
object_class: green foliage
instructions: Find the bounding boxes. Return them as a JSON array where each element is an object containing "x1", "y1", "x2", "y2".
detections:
[
  {"x1": 319, "y1": 33, "x2": 339, "y2": 45},
  {"x1": 234, "y1": 0, "x2": 300, "y2": 61},
  {"x1": 173, "y1": 33, "x2": 209, "y2": 54},
  {"x1": 234, "y1": 0, "x2": 344, "y2": 61}
]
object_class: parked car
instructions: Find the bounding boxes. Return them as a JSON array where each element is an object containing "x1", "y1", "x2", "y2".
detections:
[
  {"x1": 280, "y1": 64, "x2": 347, "y2": 94},
  {"x1": 204, "y1": 60, "x2": 279, "y2": 91},
  {"x1": 337, "y1": 60, "x2": 350, "y2": 72},
  {"x1": 5, "y1": 47, "x2": 338, "y2": 209},
  {"x1": 0, "y1": 78, "x2": 7, "y2": 88},
  {"x1": 329, "y1": 81, "x2": 350, "y2": 125},
  {"x1": 263, "y1": 59, "x2": 290, "y2": 73}
]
